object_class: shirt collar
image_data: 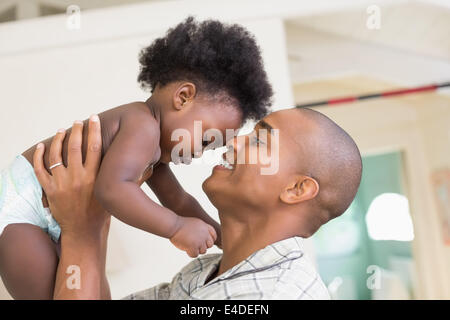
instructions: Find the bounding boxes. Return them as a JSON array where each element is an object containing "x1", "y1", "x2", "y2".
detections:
[{"x1": 201, "y1": 236, "x2": 305, "y2": 286}]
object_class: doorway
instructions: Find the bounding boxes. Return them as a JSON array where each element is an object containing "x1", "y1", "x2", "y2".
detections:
[{"x1": 312, "y1": 151, "x2": 416, "y2": 299}]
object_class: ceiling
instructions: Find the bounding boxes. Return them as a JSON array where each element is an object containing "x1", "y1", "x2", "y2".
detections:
[
  {"x1": 0, "y1": 0, "x2": 168, "y2": 23},
  {"x1": 287, "y1": 0, "x2": 450, "y2": 61}
]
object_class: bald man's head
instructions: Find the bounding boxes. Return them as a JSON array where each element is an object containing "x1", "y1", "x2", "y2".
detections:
[
  {"x1": 202, "y1": 107, "x2": 362, "y2": 238},
  {"x1": 283, "y1": 108, "x2": 362, "y2": 230}
]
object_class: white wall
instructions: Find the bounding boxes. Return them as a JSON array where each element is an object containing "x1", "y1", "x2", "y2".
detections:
[{"x1": 0, "y1": 1, "x2": 294, "y2": 299}]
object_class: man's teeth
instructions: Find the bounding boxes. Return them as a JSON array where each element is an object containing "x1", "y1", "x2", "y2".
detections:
[
  {"x1": 221, "y1": 159, "x2": 233, "y2": 170},
  {"x1": 181, "y1": 157, "x2": 192, "y2": 165}
]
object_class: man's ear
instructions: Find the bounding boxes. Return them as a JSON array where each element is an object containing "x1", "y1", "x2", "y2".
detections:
[
  {"x1": 280, "y1": 176, "x2": 319, "y2": 205},
  {"x1": 173, "y1": 82, "x2": 196, "y2": 110}
]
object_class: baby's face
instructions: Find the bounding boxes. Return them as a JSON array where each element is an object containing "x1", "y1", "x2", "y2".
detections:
[{"x1": 159, "y1": 100, "x2": 243, "y2": 164}]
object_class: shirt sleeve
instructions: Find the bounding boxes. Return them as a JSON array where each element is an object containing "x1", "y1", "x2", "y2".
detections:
[
  {"x1": 122, "y1": 282, "x2": 172, "y2": 300},
  {"x1": 270, "y1": 271, "x2": 331, "y2": 300}
]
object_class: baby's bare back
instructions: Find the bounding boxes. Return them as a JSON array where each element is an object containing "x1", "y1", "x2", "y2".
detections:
[{"x1": 22, "y1": 101, "x2": 152, "y2": 175}]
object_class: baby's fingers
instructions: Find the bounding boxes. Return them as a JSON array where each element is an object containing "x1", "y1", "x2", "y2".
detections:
[
  {"x1": 187, "y1": 247, "x2": 199, "y2": 258},
  {"x1": 199, "y1": 243, "x2": 207, "y2": 255},
  {"x1": 206, "y1": 237, "x2": 214, "y2": 248},
  {"x1": 208, "y1": 225, "x2": 217, "y2": 242}
]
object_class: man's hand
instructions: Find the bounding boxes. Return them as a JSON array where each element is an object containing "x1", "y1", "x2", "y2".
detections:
[
  {"x1": 33, "y1": 114, "x2": 111, "y2": 299},
  {"x1": 33, "y1": 116, "x2": 108, "y2": 237}
]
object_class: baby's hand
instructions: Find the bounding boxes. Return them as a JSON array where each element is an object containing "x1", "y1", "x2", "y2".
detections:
[{"x1": 170, "y1": 217, "x2": 217, "y2": 258}]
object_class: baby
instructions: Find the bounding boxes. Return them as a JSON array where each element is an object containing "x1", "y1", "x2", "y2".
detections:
[{"x1": 0, "y1": 17, "x2": 273, "y2": 299}]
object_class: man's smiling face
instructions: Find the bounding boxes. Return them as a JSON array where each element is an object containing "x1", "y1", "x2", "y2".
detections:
[
  {"x1": 202, "y1": 110, "x2": 303, "y2": 215},
  {"x1": 203, "y1": 107, "x2": 363, "y2": 238}
]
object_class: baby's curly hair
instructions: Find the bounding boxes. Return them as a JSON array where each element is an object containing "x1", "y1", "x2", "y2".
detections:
[{"x1": 138, "y1": 16, "x2": 273, "y2": 121}]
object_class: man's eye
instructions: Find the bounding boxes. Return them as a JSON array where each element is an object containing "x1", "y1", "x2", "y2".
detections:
[{"x1": 251, "y1": 136, "x2": 262, "y2": 145}]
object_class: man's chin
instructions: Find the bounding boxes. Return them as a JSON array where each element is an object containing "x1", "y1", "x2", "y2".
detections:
[
  {"x1": 202, "y1": 174, "x2": 222, "y2": 201},
  {"x1": 203, "y1": 166, "x2": 235, "y2": 200},
  {"x1": 202, "y1": 179, "x2": 225, "y2": 212},
  {"x1": 202, "y1": 175, "x2": 213, "y2": 194}
]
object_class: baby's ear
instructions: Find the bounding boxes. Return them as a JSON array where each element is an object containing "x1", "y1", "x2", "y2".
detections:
[{"x1": 173, "y1": 82, "x2": 196, "y2": 110}]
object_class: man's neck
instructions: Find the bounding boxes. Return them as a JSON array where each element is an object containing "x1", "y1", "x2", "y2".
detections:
[{"x1": 215, "y1": 209, "x2": 292, "y2": 278}]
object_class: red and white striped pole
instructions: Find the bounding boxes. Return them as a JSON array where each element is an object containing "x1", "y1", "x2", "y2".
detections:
[{"x1": 296, "y1": 82, "x2": 450, "y2": 109}]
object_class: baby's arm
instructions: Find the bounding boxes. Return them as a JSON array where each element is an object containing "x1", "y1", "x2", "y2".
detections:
[
  {"x1": 94, "y1": 111, "x2": 216, "y2": 256},
  {"x1": 94, "y1": 112, "x2": 177, "y2": 237},
  {"x1": 146, "y1": 163, "x2": 222, "y2": 247}
]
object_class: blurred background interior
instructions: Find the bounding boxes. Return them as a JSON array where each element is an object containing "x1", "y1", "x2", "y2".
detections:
[{"x1": 0, "y1": 0, "x2": 449, "y2": 300}]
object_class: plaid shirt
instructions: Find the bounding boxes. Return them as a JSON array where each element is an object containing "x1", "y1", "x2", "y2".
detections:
[{"x1": 123, "y1": 236, "x2": 330, "y2": 300}]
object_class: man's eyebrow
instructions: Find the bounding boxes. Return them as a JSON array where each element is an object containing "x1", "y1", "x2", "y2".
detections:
[{"x1": 257, "y1": 120, "x2": 275, "y2": 135}]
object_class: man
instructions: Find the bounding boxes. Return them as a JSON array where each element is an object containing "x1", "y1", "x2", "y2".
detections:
[{"x1": 33, "y1": 107, "x2": 362, "y2": 299}]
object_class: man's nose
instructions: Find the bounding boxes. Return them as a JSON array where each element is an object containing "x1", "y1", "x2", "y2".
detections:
[
  {"x1": 227, "y1": 135, "x2": 245, "y2": 151},
  {"x1": 226, "y1": 135, "x2": 249, "y2": 163},
  {"x1": 225, "y1": 138, "x2": 236, "y2": 161}
]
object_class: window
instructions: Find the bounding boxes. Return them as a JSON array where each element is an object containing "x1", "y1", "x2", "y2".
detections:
[{"x1": 365, "y1": 193, "x2": 414, "y2": 241}]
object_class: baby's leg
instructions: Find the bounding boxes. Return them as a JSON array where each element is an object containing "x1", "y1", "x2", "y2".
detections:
[{"x1": 0, "y1": 223, "x2": 58, "y2": 299}]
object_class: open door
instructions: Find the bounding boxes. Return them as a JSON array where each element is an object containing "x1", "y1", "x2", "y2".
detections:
[{"x1": 312, "y1": 151, "x2": 416, "y2": 299}]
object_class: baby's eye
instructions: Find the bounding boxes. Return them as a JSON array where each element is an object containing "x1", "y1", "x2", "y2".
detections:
[{"x1": 202, "y1": 141, "x2": 209, "y2": 147}]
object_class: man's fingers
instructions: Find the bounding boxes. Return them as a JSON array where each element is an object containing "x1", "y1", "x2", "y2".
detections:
[
  {"x1": 67, "y1": 120, "x2": 84, "y2": 169},
  {"x1": 33, "y1": 143, "x2": 51, "y2": 189},
  {"x1": 199, "y1": 244, "x2": 207, "y2": 255},
  {"x1": 85, "y1": 114, "x2": 102, "y2": 172},
  {"x1": 49, "y1": 129, "x2": 66, "y2": 172}
]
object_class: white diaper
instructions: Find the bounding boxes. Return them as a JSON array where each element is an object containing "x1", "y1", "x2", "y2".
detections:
[{"x1": 0, "y1": 155, "x2": 61, "y2": 242}]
